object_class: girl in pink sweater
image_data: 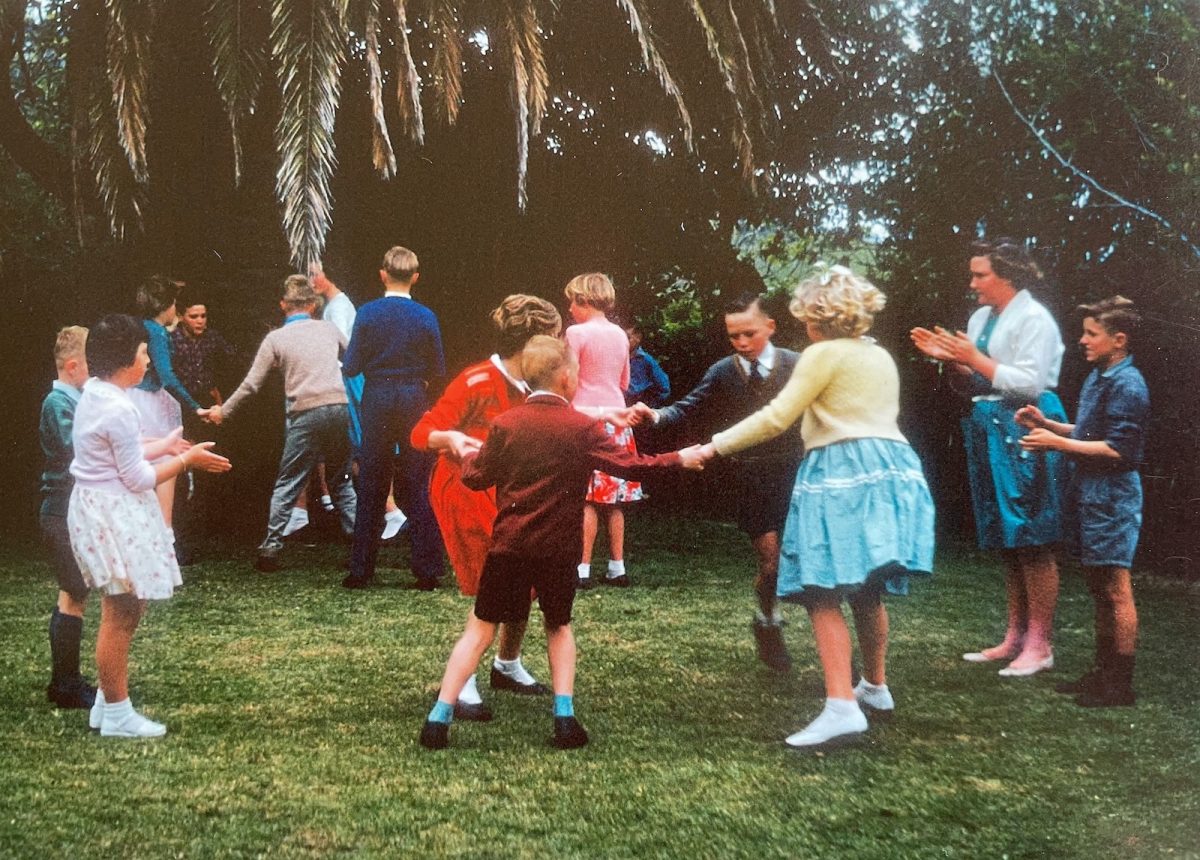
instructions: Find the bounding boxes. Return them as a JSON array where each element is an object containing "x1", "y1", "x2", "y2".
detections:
[{"x1": 563, "y1": 273, "x2": 639, "y2": 588}]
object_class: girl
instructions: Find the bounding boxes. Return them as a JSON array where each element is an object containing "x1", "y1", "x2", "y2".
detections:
[
  {"x1": 69, "y1": 314, "x2": 230, "y2": 738},
  {"x1": 698, "y1": 266, "x2": 935, "y2": 749},
  {"x1": 1018, "y1": 296, "x2": 1149, "y2": 707},
  {"x1": 411, "y1": 295, "x2": 563, "y2": 718},
  {"x1": 563, "y1": 273, "x2": 639, "y2": 588}
]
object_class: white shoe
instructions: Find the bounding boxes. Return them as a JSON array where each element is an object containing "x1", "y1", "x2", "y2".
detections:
[
  {"x1": 853, "y1": 679, "x2": 895, "y2": 715},
  {"x1": 998, "y1": 653, "x2": 1054, "y2": 677},
  {"x1": 100, "y1": 702, "x2": 167, "y2": 738},
  {"x1": 784, "y1": 702, "x2": 867, "y2": 749},
  {"x1": 282, "y1": 507, "x2": 309, "y2": 537},
  {"x1": 89, "y1": 689, "x2": 106, "y2": 731},
  {"x1": 381, "y1": 509, "x2": 407, "y2": 541}
]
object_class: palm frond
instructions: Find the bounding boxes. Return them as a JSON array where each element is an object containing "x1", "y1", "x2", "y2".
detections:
[
  {"x1": 70, "y1": 0, "x2": 145, "y2": 239},
  {"x1": 518, "y1": 0, "x2": 548, "y2": 138},
  {"x1": 426, "y1": 0, "x2": 463, "y2": 125},
  {"x1": 686, "y1": 0, "x2": 756, "y2": 181},
  {"x1": 270, "y1": 0, "x2": 348, "y2": 270},
  {"x1": 613, "y1": 0, "x2": 693, "y2": 151},
  {"x1": 364, "y1": 0, "x2": 396, "y2": 176},
  {"x1": 497, "y1": 0, "x2": 531, "y2": 210},
  {"x1": 103, "y1": 0, "x2": 153, "y2": 183},
  {"x1": 203, "y1": 0, "x2": 269, "y2": 186},
  {"x1": 391, "y1": 0, "x2": 424, "y2": 144}
]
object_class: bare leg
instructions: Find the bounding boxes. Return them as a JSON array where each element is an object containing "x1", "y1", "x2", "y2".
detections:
[
  {"x1": 545, "y1": 623, "x2": 577, "y2": 696},
  {"x1": 58, "y1": 590, "x2": 88, "y2": 618},
  {"x1": 95, "y1": 594, "x2": 144, "y2": 703},
  {"x1": 848, "y1": 589, "x2": 888, "y2": 686},
  {"x1": 1008, "y1": 545, "x2": 1057, "y2": 668},
  {"x1": 806, "y1": 596, "x2": 855, "y2": 700},
  {"x1": 497, "y1": 619, "x2": 527, "y2": 662},
  {"x1": 435, "y1": 611, "x2": 498, "y2": 706},
  {"x1": 972, "y1": 554, "x2": 1026, "y2": 659},
  {"x1": 608, "y1": 507, "x2": 625, "y2": 562},
  {"x1": 1101, "y1": 567, "x2": 1137, "y2": 655},
  {"x1": 155, "y1": 477, "x2": 176, "y2": 528},
  {"x1": 580, "y1": 504, "x2": 599, "y2": 565},
  {"x1": 751, "y1": 531, "x2": 780, "y2": 618}
]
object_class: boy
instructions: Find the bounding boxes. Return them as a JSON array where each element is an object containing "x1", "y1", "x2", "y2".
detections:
[
  {"x1": 342, "y1": 246, "x2": 445, "y2": 590},
  {"x1": 40, "y1": 325, "x2": 95, "y2": 708},
  {"x1": 1018, "y1": 296, "x2": 1150, "y2": 707},
  {"x1": 631, "y1": 293, "x2": 803, "y2": 672},
  {"x1": 206, "y1": 276, "x2": 357, "y2": 572},
  {"x1": 419, "y1": 336, "x2": 704, "y2": 750}
]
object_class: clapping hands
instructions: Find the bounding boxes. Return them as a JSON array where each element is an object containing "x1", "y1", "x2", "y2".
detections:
[{"x1": 910, "y1": 326, "x2": 979, "y2": 366}]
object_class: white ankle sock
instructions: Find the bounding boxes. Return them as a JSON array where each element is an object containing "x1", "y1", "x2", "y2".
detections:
[
  {"x1": 785, "y1": 698, "x2": 867, "y2": 748},
  {"x1": 853, "y1": 678, "x2": 895, "y2": 711},
  {"x1": 606, "y1": 560, "x2": 625, "y2": 578},
  {"x1": 577, "y1": 563, "x2": 591, "y2": 580},
  {"x1": 494, "y1": 657, "x2": 538, "y2": 686},
  {"x1": 458, "y1": 673, "x2": 482, "y2": 705},
  {"x1": 89, "y1": 688, "x2": 107, "y2": 730}
]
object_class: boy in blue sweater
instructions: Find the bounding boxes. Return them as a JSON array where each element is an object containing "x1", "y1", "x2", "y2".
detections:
[
  {"x1": 342, "y1": 246, "x2": 446, "y2": 590},
  {"x1": 40, "y1": 326, "x2": 95, "y2": 708}
]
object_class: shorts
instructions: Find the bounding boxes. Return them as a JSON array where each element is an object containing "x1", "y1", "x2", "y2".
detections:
[
  {"x1": 1068, "y1": 470, "x2": 1143, "y2": 568},
  {"x1": 730, "y1": 457, "x2": 801, "y2": 538},
  {"x1": 474, "y1": 553, "x2": 576, "y2": 629},
  {"x1": 40, "y1": 512, "x2": 89, "y2": 602}
]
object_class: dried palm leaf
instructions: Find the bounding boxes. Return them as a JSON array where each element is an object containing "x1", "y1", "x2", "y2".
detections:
[
  {"x1": 365, "y1": 0, "x2": 396, "y2": 176},
  {"x1": 518, "y1": 0, "x2": 548, "y2": 137},
  {"x1": 391, "y1": 0, "x2": 425, "y2": 144},
  {"x1": 687, "y1": 0, "x2": 756, "y2": 180},
  {"x1": 204, "y1": 0, "x2": 269, "y2": 186},
  {"x1": 103, "y1": 0, "x2": 153, "y2": 183},
  {"x1": 496, "y1": 0, "x2": 531, "y2": 209},
  {"x1": 270, "y1": 0, "x2": 348, "y2": 269},
  {"x1": 613, "y1": 0, "x2": 693, "y2": 151},
  {"x1": 426, "y1": 0, "x2": 463, "y2": 125}
]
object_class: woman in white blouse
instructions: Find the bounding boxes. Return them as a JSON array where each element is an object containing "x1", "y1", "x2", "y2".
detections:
[{"x1": 912, "y1": 239, "x2": 1068, "y2": 678}]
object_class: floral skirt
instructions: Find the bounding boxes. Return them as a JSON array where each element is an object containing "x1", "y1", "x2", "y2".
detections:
[
  {"x1": 68, "y1": 486, "x2": 181, "y2": 600},
  {"x1": 585, "y1": 423, "x2": 643, "y2": 505}
]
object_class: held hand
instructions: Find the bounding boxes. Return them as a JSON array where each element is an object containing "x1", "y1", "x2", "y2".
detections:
[
  {"x1": 185, "y1": 441, "x2": 232, "y2": 473},
  {"x1": 445, "y1": 431, "x2": 483, "y2": 461},
  {"x1": 1018, "y1": 427, "x2": 1060, "y2": 453},
  {"x1": 605, "y1": 406, "x2": 639, "y2": 429},
  {"x1": 1014, "y1": 404, "x2": 1046, "y2": 430},
  {"x1": 676, "y1": 444, "x2": 708, "y2": 471},
  {"x1": 199, "y1": 405, "x2": 223, "y2": 426},
  {"x1": 631, "y1": 402, "x2": 658, "y2": 425}
]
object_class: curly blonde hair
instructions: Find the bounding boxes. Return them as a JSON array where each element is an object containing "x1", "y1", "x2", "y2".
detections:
[
  {"x1": 491, "y1": 294, "x2": 563, "y2": 358},
  {"x1": 790, "y1": 264, "x2": 886, "y2": 338}
]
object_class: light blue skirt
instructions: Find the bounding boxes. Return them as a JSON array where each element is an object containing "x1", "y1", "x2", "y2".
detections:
[{"x1": 777, "y1": 438, "x2": 935, "y2": 601}]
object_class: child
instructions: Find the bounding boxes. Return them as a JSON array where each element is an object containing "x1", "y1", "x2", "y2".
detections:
[
  {"x1": 410, "y1": 295, "x2": 563, "y2": 719},
  {"x1": 563, "y1": 273, "x2": 639, "y2": 588},
  {"x1": 696, "y1": 266, "x2": 935, "y2": 750},
  {"x1": 419, "y1": 336, "x2": 705, "y2": 750},
  {"x1": 1018, "y1": 296, "x2": 1150, "y2": 707},
  {"x1": 205, "y1": 276, "x2": 358, "y2": 572},
  {"x1": 40, "y1": 326, "x2": 95, "y2": 708},
  {"x1": 69, "y1": 314, "x2": 230, "y2": 737},
  {"x1": 632, "y1": 293, "x2": 804, "y2": 672}
]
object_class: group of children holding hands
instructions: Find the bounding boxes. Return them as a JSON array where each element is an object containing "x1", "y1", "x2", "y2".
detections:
[{"x1": 39, "y1": 242, "x2": 1150, "y2": 751}]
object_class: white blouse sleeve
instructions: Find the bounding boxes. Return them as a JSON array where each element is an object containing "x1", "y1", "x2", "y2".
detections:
[
  {"x1": 109, "y1": 403, "x2": 157, "y2": 493},
  {"x1": 990, "y1": 302, "x2": 1064, "y2": 399}
]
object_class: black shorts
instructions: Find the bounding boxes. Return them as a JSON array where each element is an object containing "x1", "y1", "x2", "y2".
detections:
[
  {"x1": 730, "y1": 458, "x2": 801, "y2": 538},
  {"x1": 40, "y1": 513, "x2": 89, "y2": 602},
  {"x1": 474, "y1": 553, "x2": 576, "y2": 629}
]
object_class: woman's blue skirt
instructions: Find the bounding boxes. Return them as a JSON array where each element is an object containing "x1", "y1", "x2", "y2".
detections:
[{"x1": 777, "y1": 438, "x2": 935, "y2": 601}]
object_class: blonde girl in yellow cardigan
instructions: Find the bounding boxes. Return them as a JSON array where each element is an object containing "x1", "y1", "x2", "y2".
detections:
[{"x1": 697, "y1": 266, "x2": 935, "y2": 750}]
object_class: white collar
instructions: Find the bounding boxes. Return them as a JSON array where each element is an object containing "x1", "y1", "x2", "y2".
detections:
[
  {"x1": 490, "y1": 354, "x2": 530, "y2": 394},
  {"x1": 528, "y1": 390, "x2": 569, "y2": 404},
  {"x1": 737, "y1": 340, "x2": 777, "y2": 374},
  {"x1": 384, "y1": 290, "x2": 412, "y2": 299}
]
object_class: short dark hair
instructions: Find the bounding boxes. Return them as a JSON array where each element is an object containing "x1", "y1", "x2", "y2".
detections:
[
  {"x1": 1079, "y1": 295, "x2": 1140, "y2": 347},
  {"x1": 969, "y1": 237, "x2": 1044, "y2": 291},
  {"x1": 136, "y1": 274, "x2": 183, "y2": 318},
  {"x1": 87, "y1": 314, "x2": 147, "y2": 379},
  {"x1": 724, "y1": 292, "x2": 766, "y2": 317}
]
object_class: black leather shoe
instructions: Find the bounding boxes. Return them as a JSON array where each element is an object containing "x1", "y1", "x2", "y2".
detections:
[
  {"x1": 576, "y1": 576, "x2": 595, "y2": 591},
  {"x1": 47, "y1": 677, "x2": 97, "y2": 710},
  {"x1": 255, "y1": 554, "x2": 281, "y2": 573},
  {"x1": 753, "y1": 619, "x2": 792, "y2": 672},
  {"x1": 1055, "y1": 668, "x2": 1102, "y2": 695},
  {"x1": 602, "y1": 574, "x2": 630, "y2": 588},
  {"x1": 490, "y1": 667, "x2": 550, "y2": 695},
  {"x1": 552, "y1": 716, "x2": 589, "y2": 749},
  {"x1": 413, "y1": 576, "x2": 438, "y2": 591},
  {"x1": 341, "y1": 574, "x2": 373, "y2": 589},
  {"x1": 454, "y1": 701, "x2": 493, "y2": 722},
  {"x1": 419, "y1": 720, "x2": 449, "y2": 750}
]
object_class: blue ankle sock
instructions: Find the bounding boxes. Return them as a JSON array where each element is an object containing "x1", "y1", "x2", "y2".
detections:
[
  {"x1": 428, "y1": 700, "x2": 454, "y2": 724},
  {"x1": 554, "y1": 694, "x2": 574, "y2": 718}
]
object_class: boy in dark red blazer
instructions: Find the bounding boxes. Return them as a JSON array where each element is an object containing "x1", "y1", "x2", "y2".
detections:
[{"x1": 420, "y1": 336, "x2": 705, "y2": 750}]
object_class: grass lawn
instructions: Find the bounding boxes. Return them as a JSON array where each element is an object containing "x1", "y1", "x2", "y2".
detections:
[{"x1": 2, "y1": 511, "x2": 1198, "y2": 858}]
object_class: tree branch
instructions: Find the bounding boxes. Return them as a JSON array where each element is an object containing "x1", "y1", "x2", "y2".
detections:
[{"x1": 992, "y1": 69, "x2": 1200, "y2": 260}]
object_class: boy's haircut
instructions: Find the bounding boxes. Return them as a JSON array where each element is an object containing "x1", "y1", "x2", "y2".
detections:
[
  {"x1": 1079, "y1": 295, "x2": 1140, "y2": 345},
  {"x1": 177, "y1": 287, "x2": 207, "y2": 312},
  {"x1": 969, "y1": 237, "x2": 1044, "y2": 292},
  {"x1": 724, "y1": 292, "x2": 767, "y2": 317},
  {"x1": 563, "y1": 273, "x2": 616, "y2": 313},
  {"x1": 521, "y1": 335, "x2": 572, "y2": 391},
  {"x1": 87, "y1": 314, "x2": 147, "y2": 378},
  {"x1": 53, "y1": 326, "x2": 88, "y2": 369},
  {"x1": 491, "y1": 294, "x2": 562, "y2": 358},
  {"x1": 281, "y1": 275, "x2": 317, "y2": 311},
  {"x1": 381, "y1": 246, "x2": 420, "y2": 282},
  {"x1": 136, "y1": 274, "x2": 184, "y2": 318},
  {"x1": 791, "y1": 265, "x2": 886, "y2": 339}
]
